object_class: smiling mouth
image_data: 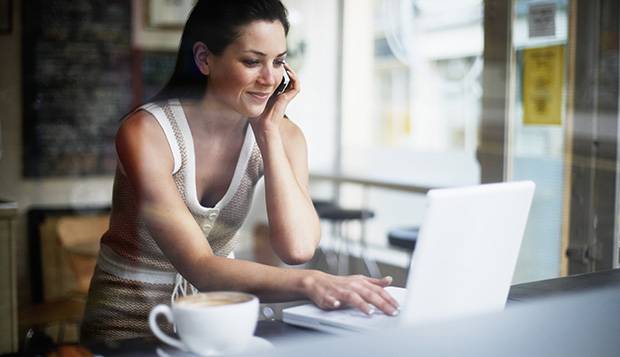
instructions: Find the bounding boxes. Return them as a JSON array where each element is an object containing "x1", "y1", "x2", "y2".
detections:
[{"x1": 247, "y1": 92, "x2": 271, "y2": 101}]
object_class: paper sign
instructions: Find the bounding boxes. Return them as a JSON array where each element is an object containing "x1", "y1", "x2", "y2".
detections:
[
  {"x1": 522, "y1": 45, "x2": 564, "y2": 125},
  {"x1": 528, "y1": 2, "x2": 557, "y2": 38}
]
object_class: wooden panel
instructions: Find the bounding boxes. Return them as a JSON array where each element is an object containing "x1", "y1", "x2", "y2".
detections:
[
  {"x1": 567, "y1": 0, "x2": 619, "y2": 273},
  {"x1": 478, "y1": 0, "x2": 512, "y2": 183},
  {"x1": 0, "y1": 206, "x2": 18, "y2": 353}
]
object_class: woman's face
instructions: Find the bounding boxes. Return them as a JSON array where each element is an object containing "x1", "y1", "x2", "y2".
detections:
[{"x1": 205, "y1": 20, "x2": 287, "y2": 118}]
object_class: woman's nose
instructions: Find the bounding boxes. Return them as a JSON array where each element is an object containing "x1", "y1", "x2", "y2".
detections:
[{"x1": 258, "y1": 67, "x2": 278, "y2": 86}]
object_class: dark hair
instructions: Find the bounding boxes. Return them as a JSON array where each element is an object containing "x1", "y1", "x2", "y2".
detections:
[{"x1": 151, "y1": 0, "x2": 290, "y2": 102}]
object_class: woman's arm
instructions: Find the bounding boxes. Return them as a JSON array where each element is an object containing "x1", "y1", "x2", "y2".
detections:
[
  {"x1": 251, "y1": 64, "x2": 321, "y2": 265},
  {"x1": 116, "y1": 111, "x2": 399, "y2": 316},
  {"x1": 256, "y1": 119, "x2": 320, "y2": 264}
]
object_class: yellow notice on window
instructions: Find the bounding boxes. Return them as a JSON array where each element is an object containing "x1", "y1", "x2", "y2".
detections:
[{"x1": 523, "y1": 45, "x2": 564, "y2": 125}]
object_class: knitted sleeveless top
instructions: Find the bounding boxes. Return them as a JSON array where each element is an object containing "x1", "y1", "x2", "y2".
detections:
[
  {"x1": 80, "y1": 99, "x2": 264, "y2": 343},
  {"x1": 97, "y1": 98, "x2": 264, "y2": 288}
]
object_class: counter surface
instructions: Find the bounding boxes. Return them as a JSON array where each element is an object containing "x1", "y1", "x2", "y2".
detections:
[{"x1": 85, "y1": 269, "x2": 620, "y2": 356}]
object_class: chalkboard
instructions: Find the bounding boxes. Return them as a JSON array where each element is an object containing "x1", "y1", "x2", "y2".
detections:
[{"x1": 22, "y1": 0, "x2": 132, "y2": 177}]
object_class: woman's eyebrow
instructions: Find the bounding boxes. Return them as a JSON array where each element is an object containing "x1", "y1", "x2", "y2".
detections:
[{"x1": 243, "y1": 50, "x2": 288, "y2": 57}]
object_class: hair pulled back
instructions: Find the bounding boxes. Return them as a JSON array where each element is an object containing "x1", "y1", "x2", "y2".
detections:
[{"x1": 151, "y1": 0, "x2": 289, "y2": 102}]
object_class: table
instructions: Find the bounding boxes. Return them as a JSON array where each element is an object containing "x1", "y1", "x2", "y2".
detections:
[
  {"x1": 258, "y1": 269, "x2": 620, "y2": 342},
  {"x1": 83, "y1": 269, "x2": 620, "y2": 356},
  {"x1": 255, "y1": 283, "x2": 620, "y2": 357},
  {"x1": 508, "y1": 269, "x2": 620, "y2": 301}
]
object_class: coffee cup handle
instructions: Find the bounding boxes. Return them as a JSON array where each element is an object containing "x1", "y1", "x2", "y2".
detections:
[{"x1": 149, "y1": 304, "x2": 187, "y2": 351}]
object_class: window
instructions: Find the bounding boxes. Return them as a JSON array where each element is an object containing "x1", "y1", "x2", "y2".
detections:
[{"x1": 337, "y1": 0, "x2": 484, "y2": 251}]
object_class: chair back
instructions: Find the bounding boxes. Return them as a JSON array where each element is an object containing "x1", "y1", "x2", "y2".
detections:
[{"x1": 56, "y1": 215, "x2": 109, "y2": 295}]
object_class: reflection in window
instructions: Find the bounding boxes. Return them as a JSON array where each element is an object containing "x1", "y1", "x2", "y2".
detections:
[{"x1": 338, "y1": 0, "x2": 483, "y2": 249}]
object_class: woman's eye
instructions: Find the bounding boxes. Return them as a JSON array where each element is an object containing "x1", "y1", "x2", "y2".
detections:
[
  {"x1": 274, "y1": 59, "x2": 286, "y2": 67},
  {"x1": 243, "y1": 59, "x2": 260, "y2": 67}
]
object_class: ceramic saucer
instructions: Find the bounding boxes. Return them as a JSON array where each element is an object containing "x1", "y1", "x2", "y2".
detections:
[{"x1": 156, "y1": 336, "x2": 273, "y2": 357}]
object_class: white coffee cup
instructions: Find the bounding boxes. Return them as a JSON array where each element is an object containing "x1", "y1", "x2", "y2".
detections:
[{"x1": 149, "y1": 291, "x2": 259, "y2": 355}]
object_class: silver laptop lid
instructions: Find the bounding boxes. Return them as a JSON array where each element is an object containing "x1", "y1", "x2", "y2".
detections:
[{"x1": 401, "y1": 181, "x2": 535, "y2": 326}]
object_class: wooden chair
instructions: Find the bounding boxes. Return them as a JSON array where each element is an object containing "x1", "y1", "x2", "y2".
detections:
[
  {"x1": 55, "y1": 215, "x2": 107, "y2": 296},
  {"x1": 19, "y1": 214, "x2": 108, "y2": 345}
]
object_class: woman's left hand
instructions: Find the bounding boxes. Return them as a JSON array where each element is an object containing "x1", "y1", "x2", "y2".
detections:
[{"x1": 251, "y1": 63, "x2": 300, "y2": 136}]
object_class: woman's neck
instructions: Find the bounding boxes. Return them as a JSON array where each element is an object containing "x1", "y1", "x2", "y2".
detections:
[{"x1": 180, "y1": 96, "x2": 247, "y2": 136}]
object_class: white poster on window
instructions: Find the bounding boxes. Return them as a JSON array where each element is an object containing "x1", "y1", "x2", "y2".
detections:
[{"x1": 528, "y1": 2, "x2": 557, "y2": 38}]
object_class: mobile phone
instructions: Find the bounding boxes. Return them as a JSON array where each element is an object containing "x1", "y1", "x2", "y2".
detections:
[{"x1": 273, "y1": 70, "x2": 290, "y2": 96}]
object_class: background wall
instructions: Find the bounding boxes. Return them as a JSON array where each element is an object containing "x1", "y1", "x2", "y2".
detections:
[{"x1": 0, "y1": 1, "x2": 116, "y2": 304}]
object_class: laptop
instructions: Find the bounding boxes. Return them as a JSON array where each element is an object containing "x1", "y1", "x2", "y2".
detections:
[{"x1": 283, "y1": 181, "x2": 536, "y2": 333}]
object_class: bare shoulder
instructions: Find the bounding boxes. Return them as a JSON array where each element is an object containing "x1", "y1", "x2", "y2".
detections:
[
  {"x1": 116, "y1": 109, "x2": 171, "y2": 149},
  {"x1": 118, "y1": 109, "x2": 163, "y2": 139},
  {"x1": 116, "y1": 109, "x2": 174, "y2": 173}
]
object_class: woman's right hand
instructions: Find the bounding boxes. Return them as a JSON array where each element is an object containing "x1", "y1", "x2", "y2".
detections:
[{"x1": 300, "y1": 271, "x2": 400, "y2": 316}]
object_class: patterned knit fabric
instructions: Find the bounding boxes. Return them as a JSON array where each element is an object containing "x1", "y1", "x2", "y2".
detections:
[{"x1": 80, "y1": 100, "x2": 264, "y2": 344}]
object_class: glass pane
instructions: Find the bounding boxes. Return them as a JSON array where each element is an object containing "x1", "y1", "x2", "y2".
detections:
[
  {"x1": 509, "y1": 0, "x2": 569, "y2": 283},
  {"x1": 339, "y1": 0, "x2": 483, "y2": 248}
]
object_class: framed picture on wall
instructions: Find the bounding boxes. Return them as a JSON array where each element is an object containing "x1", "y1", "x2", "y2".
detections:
[
  {"x1": 0, "y1": 0, "x2": 12, "y2": 34},
  {"x1": 147, "y1": 0, "x2": 195, "y2": 29}
]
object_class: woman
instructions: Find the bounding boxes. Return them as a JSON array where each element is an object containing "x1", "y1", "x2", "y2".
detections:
[{"x1": 81, "y1": 0, "x2": 399, "y2": 343}]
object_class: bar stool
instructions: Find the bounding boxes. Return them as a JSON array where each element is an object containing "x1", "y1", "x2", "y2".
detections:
[
  {"x1": 312, "y1": 199, "x2": 338, "y2": 214},
  {"x1": 312, "y1": 199, "x2": 338, "y2": 272},
  {"x1": 387, "y1": 226, "x2": 419, "y2": 252},
  {"x1": 315, "y1": 205, "x2": 380, "y2": 277},
  {"x1": 387, "y1": 226, "x2": 419, "y2": 268}
]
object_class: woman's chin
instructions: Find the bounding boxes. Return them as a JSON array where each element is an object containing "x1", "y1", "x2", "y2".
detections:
[{"x1": 243, "y1": 104, "x2": 268, "y2": 118}]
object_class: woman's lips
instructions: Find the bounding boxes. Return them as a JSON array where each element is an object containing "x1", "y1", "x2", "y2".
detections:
[{"x1": 247, "y1": 91, "x2": 271, "y2": 101}]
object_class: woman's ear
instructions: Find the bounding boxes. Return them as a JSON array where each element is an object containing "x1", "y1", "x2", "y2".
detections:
[{"x1": 193, "y1": 41, "x2": 211, "y2": 76}]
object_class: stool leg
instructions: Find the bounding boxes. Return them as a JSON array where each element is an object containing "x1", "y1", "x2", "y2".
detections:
[
  {"x1": 360, "y1": 220, "x2": 381, "y2": 278},
  {"x1": 324, "y1": 245, "x2": 339, "y2": 275},
  {"x1": 345, "y1": 222, "x2": 351, "y2": 275},
  {"x1": 362, "y1": 252, "x2": 381, "y2": 278},
  {"x1": 335, "y1": 222, "x2": 344, "y2": 275},
  {"x1": 321, "y1": 222, "x2": 339, "y2": 274},
  {"x1": 331, "y1": 222, "x2": 338, "y2": 274},
  {"x1": 338, "y1": 222, "x2": 349, "y2": 276}
]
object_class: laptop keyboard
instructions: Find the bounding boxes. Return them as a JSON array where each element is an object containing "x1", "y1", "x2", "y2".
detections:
[
  {"x1": 282, "y1": 286, "x2": 408, "y2": 332},
  {"x1": 326, "y1": 308, "x2": 400, "y2": 330}
]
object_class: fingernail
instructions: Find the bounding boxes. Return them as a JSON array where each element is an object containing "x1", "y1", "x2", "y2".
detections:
[
  {"x1": 391, "y1": 309, "x2": 399, "y2": 316},
  {"x1": 384, "y1": 276, "x2": 393, "y2": 282},
  {"x1": 333, "y1": 300, "x2": 341, "y2": 308}
]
